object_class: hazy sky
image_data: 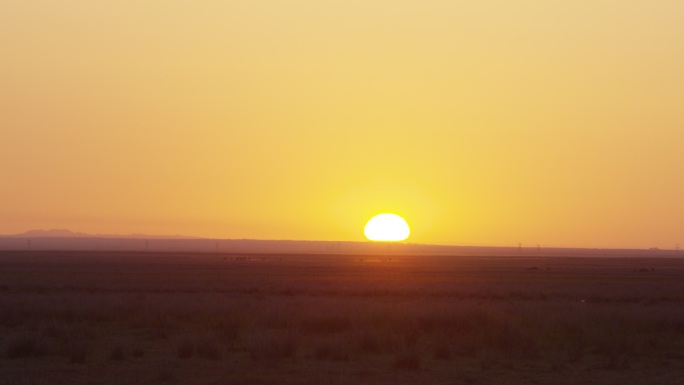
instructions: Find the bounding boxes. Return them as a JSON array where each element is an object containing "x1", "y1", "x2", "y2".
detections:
[{"x1": 2, "y1": 1, "x2": 683, "y2": 248}]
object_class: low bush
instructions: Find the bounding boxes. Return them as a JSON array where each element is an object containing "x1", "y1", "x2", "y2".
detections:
[
  {"x1": 177, "y1": 340, "x2": 194, "y2": 359},
  {"x1": 196, "y1": 340, "x2": 222, "y2": 360},
  {"x1": 302, "y1": 316, "x2": 352, "y2": 334},
  {"x1": 355, "y1": 331, "x2": 384, "y2": 354},
  {"x1": 132, "y1": 347, "x2": 145, "y2": 357},
  {"x1": 314, "y1": 339, "x2": 350, "y2": 362},
  {"x1": 394, "y1": 349, "x2": 421, "y2": 371},
  {"x1": 68, "y1": 343, "x2": 88, "y2": 364},
  {"x1": 249, "y1": 331, "x2": 298, "y2": 362},
  {"x1": 6, "y1": 333, "x2": 48, "y2": 359},
  {"x1": 109, "y1": 345, "x2": 125, "y2": 361},
  {"x1": 432, "y1": 341, "x2": 451, "y2": 360}
]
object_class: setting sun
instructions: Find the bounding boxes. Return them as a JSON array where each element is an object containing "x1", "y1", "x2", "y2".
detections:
[{"x1": 364, "y1": 214, "x2": 410, "y2": 242}]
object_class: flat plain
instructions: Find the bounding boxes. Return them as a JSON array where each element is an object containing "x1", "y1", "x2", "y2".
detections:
[{"x1": 2, "y1": 250, "x2": 684, "y2": 384}]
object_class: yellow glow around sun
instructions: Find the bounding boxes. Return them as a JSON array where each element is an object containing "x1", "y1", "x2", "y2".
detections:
[{"x1": 364, "y1": 214, "x2": 410, "y2": 242}]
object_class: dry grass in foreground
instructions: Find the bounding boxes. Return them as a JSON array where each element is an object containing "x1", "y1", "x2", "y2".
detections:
[{"x1": 2, "y1": 251, "x2": 684, "y2": 385}]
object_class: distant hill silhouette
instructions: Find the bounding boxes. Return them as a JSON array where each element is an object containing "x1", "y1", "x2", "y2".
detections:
[
  {"x1": 0, "y1": 231, "x2": 678, "y2": 257},
  {"x1": 1, "y1": 229, "x2": 197, "y2": 239}
]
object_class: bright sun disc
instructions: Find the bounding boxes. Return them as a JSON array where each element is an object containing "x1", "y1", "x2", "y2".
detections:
[{"x1": 364, "y1": 213, "x2": 410, "y2": 242}]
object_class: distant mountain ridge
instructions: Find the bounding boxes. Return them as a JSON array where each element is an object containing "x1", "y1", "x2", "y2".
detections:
[
  {"x1": 0, "y1": 230, "x2": 678, "y2": 257},
  {"x1": 2, "y1": 229, "x2": 198, "y2": 239}
]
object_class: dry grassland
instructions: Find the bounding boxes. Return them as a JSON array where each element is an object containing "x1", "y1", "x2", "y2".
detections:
[{"x1": 2, "y1": 251, "x2": 684, "y2": 384}]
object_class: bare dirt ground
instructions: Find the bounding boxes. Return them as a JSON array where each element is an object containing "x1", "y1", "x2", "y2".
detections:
[{"x1": 2, "y1": 250, "x2": 684, "y2": 384}]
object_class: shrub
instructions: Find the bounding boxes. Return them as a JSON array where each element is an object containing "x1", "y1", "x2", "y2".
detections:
[
  {"x1": 399, "y1": 324, "x2": 421, "y2": 348},
  {"x1": 157, "y1": 367, "x2": 174, "y2": 382},
  {"x1": 314, "y1": 340, "x2": 350, "y2": 362},
  {"x1": 40, "y1": 322, "x2": 67, "y2": 340},
  {"x1": 109, "y1": 345, "x2": 125, "y2": 361},
  {"x1": 355, "y1": 331, "x2": 383, "y2": 354},
  {"x1": 216, "y1": 316, "x2": 241, "y2": 343},
  {"x1": 177, "y1": 341, "x2": 194, "y2": 359},
  {"x1": 0, "y1": 308, "x2": 22, "y2": 328},
  {"x1": 249, "y1": 331, "x2": 297, "y2": 362},
  {"x1": 6, "y1": 334, "x2": 48, "y2": 359},
  {"x1": 68, "y1": 343, "x2": 88, "y2": 364},
  {"x1": 132, "y1": 347, "x2": 145, "y2": 358},
  {"x1": 394, "y1": 349, "x2": 421, "y2": 371},
  {"x1": 432, "y1": 342, "x2": 451, "y2": 360},
  {"x1": 302, "y1": 316, "x2": 352, "y2": 334},
  {"x1": 197, "y1": 340, "x2": 222, "y2": 360}
]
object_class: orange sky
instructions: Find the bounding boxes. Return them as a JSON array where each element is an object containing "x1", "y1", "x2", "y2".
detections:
[{"x1": 1, "y1": 1, "x2": 683, "y2": 248}]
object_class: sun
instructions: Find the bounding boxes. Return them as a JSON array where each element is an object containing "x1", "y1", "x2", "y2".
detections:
[{"x1": 364, "y1": 213, "x2": 410, "y2": 242}]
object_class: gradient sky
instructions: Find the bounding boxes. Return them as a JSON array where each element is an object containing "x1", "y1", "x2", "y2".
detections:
[{"x1": 2, "y1": 1, "x2": 683, "y2": 248}]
